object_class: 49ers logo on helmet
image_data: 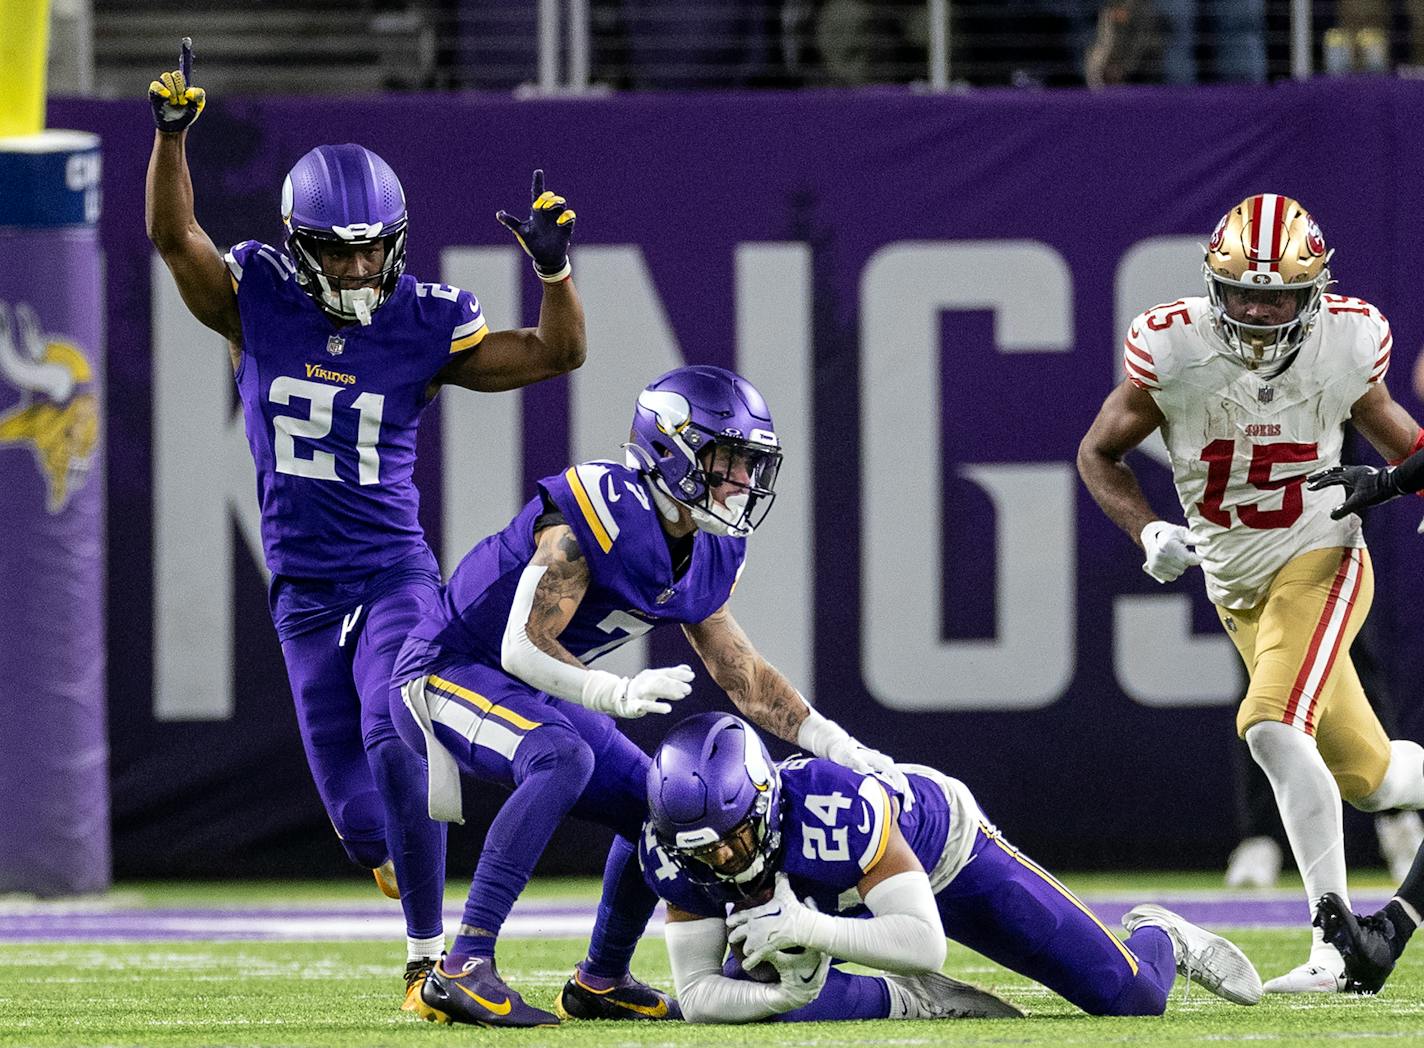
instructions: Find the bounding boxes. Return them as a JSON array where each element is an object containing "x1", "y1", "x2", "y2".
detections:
[
  {"x1": 1207, "y1": 214, "x2": 1229, "y2": 253},
  {"x1": 1305, "y1": 217, "x2": 1326, "y2": 256}
]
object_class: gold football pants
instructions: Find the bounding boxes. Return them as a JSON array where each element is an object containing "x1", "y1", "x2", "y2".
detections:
[{"x1": 1217, "y1": 546, "x2": 1390, "y2": 803}]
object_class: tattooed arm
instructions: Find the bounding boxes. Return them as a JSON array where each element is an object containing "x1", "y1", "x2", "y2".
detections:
[
  {"x1": 682, "y1": 604, "x2": 808, "y2": 743},
  {"x1": 685, "y1": 603, "x2": 911, "y2": 797},
  {"x1": 519, "y1": 524, "x2": 592, "y2": 669},
  {"x1": 499, "y1": 525, "x2": 694, "y2": 718}
]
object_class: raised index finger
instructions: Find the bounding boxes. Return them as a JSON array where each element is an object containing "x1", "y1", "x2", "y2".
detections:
[
  {"x1": 180, "y1": 37, "x2": 193, "y2": 81},
  {"x1": 530, "y1": 169, "x2": 545, "y2": 201}
]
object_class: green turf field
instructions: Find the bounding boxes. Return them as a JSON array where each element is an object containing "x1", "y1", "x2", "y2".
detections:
[{"x1": 2, "y1": 876, "x2": 1422, "y2": 1048}]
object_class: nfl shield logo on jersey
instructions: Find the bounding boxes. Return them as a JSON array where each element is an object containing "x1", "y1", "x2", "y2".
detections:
[
  {"x1": 1257, "y1": 385, "x2": 1273, "y2": 403},
  {"x1": 326, "y1": 335, "x2": 345, "y2": 356}
]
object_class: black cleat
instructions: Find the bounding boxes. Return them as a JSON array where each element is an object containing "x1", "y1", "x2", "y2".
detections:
[
  {"x1": 420, "y1": 956, "x2": 560, "y2": 1027},
  {"x1": 554, "y1": 969, "x2": 682, "y2": 1020},
  {"x1": 1315, "y1": 893, "x2": 1400, "y2": 994}
]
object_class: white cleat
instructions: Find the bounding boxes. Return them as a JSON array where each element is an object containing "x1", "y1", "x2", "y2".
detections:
[
  {"x1": 1262, "y1": 959, "x2": 1347, "y2": 994},
  {"x1": 883, "y1": 972, "x2": 1025, "y2": 1019},
  {"x1": 1375, "y1": 812, "x2": 1424, "y2": 884},
  {"x1": 1123, "y1": 904, "x2": 1263, "y2": 1005},
  {"x1": 1224, "y1": 836, "x2": 1282, "y2": 889}
]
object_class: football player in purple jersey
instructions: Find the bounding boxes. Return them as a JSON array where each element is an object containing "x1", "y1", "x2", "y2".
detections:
[
  {"x1": 145, "y1": 40, "x2": 585, "y2": 1014},
  {"x1": 643, "y1": 713, "x2": 1266, "y2": 1022},
  {"x1": 390, "y1": 364, "x2": 908, "y2": 1026}
]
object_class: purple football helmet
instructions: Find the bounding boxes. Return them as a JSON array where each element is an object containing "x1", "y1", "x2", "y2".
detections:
[
  {"x1": 646, "y1": 712, "x2": 783, "y2": 897},
  {"x1": 281, "y1": 143, "x2": 408, "y2": 324},
  {"x1": 624, "y1": 365, "x2": 782, "y2": 537}
]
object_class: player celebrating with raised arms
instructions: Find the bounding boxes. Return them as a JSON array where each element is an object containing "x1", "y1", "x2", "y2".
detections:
[
  {"x1": 392, "y1": 364, "x2": 907, "y2": 1026},
  {"x1": 642, "y1": 713, "x2": 1261, "y2": 1023},
  {"x1": 145, "y1": 39, "x2": 585, "y2": 1014},
  {"x1": 1079, "y1": 194, "x2": 1424, "y2": 993}
]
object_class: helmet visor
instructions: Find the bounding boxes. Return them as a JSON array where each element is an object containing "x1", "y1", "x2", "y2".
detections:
[
  {"x1": 680, "y1": 817, "x2": 763, "y2": 878},
  {"x1": 1218, "y1": 283, "x2": 1310, "y2": 328},
  {"x1": 694, "y1": 439, "x2": 782, "y2": 535}
]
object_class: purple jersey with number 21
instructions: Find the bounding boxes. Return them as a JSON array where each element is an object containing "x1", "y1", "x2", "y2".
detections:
[{"x1": 224, "y1": 239, "x2": 486, "y2": 580}]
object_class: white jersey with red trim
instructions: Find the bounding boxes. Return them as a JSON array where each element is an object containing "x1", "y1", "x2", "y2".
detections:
[{"x1": 1122, "y1": 293, "x2": 1391, "y2": 609}]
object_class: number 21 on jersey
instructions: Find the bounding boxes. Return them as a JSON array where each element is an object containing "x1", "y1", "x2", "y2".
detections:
[{"x1": 269, "y1": 377, "x2": 385, "y2": 485}]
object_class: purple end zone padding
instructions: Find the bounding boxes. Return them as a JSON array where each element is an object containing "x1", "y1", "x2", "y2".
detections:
[{"x1": 0, "y1": 131, "x2": 110, "y2": 895}]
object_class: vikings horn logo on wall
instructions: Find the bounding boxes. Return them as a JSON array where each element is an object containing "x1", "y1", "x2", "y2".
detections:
[{"x1": 0, "y1": 301, "x2": 99, "y2": 513}]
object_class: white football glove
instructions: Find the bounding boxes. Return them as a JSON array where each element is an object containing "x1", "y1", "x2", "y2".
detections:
[
  {"x1": 1139, "y1": 520, "x2": 1204, "y2": 583},
  {"x1": 767, "y1": 946, "x2": 830, "y2": 1010},
  {"x1": 799, "y1": 709, "x2": 914, "y2": 811},
  {"x1": 826, "y1": 738, "x2": 914, "y2": 813},
  {"x1": 727, "y1": 873, "x2": 819, "y2": 970},
  {"x1": 579, "y1": 664, "x2": 694, "y2": 718}
]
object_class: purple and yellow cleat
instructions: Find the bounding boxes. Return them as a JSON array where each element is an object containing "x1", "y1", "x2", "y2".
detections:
[
  {"x1": 554, "y1": 968, "x2": 682, "y2": 1020},
  {"x1": 419, "y1": 956, "x2": 560, "y2": 1028}
]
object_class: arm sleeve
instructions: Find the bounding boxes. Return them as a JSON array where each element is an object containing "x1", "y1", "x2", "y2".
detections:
[
  {"x1": 665, "y1": 917, "x2": 801, "y2": 1023},
  {"x1": 499, "y1": 562, "x2": 626, "y2": 708},
  {"x1": 796, "y1": 870, "x2": 946, "y2": 975}
]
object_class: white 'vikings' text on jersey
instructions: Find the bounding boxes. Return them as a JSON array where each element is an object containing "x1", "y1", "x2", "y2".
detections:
[{"x1": 1123, "y1": 294, "x2": 1391, "y2": 609}]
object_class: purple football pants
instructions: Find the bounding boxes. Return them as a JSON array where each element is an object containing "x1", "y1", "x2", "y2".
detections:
[
  {"x1": 935, "y1": 825, "x2": 1176, "y2": 1016},
  {"x1": 391, "y1": 660, "x2": 655, "y2": 974},
  {"x1": 754, "y1": 823, "x2": 1176, "y2": 1021},
  {"x1": 280, "y1": 579, "x2": 447, "y2": 941}
]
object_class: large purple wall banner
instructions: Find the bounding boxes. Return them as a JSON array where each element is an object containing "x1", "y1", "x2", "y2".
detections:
[
  {"x1": 47, "y1": 81, "x2": 1424, "y2": 878},
  {"x1": 0, "y1": 130, "x2": 109, "y2": 894}
]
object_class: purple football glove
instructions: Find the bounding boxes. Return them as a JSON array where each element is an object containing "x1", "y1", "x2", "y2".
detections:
[{"x1": 497, "y1": 169, "x2": 576, "y2": 281}]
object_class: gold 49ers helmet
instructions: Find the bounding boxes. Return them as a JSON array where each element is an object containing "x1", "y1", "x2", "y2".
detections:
[{"x1": 1203, "y1": 193, "x2": 1332, "y2": 370}]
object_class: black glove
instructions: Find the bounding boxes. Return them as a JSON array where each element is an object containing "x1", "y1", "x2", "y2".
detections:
[
  {"x1": 1306, "y1": 464, "x2": 1401, "y2": 520},
  {"x1": 496, "y1": 170, "x2": 576, "y2": 282},
  {"x1": 149, "y1": 38, "x2": 206, "y2": 133}
]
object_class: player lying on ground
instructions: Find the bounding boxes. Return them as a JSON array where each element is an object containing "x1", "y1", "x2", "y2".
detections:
[
  {"x1": 391, "y1": 365, "x2": 906, "y2": 1026},
  {"x1": 642, "y1": 713, "x2": 1263, "y2": 1023},
  {"x1": 1078, "y1": 193, "x2": 1424, "y2": 993},
  {"x1": 146, "y1": 38, "x2": 585, "y2": 1014}
]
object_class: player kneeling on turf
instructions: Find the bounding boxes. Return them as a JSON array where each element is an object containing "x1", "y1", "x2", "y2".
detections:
[{"x1": 643, "y1": 714, "x2": 1264, "y2": 1022}]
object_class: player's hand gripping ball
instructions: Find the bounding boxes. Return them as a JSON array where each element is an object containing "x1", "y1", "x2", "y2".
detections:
[{"x1": 149, "y1": 38, "x2": 206, "y2": 133}]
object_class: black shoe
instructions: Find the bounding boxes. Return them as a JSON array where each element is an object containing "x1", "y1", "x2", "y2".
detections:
[
  {"x1": 420, "y1": 956, "x2": 560, "y2": 1027},
  {"x1": 554, "y1": 969, "x2": 682, "y2": 1020},
  {"x1": 1315, "y1": 892, "x2": 1399, "y2": 994}
]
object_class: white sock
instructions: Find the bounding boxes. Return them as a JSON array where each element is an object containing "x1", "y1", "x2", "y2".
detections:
[
  {"x1": 1245, "y1": 720, "x2": 1347, "y2": 965},
  {"x1": 408, "y1": 934, "x2": 445, "y2": 963}
]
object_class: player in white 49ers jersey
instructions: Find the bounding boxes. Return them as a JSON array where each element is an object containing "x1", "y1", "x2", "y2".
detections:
[{"x1": 1079, "y1": 194, "x2": 1424, "y2": 995}]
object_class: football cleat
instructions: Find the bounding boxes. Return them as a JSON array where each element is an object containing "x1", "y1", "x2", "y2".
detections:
[
  {"x1": 1123, "y1": 904, "x2": 1262, "y2": 1005},
  {"x1": 373, "y1": 858, "x2": 400, "y2": 900},
  {"x1": 554, "y1": 969, "x2": 682, "y2": 1020},
  {"x1": 1261, "y1": 957, "x2": 1346, "y2": 994},
  {"x1": 419, "y1": 956, "x2": 559, "y2": 1027},
  {"x1": 1315, "y1": 893, "x2": 1400, "y2": 994},
  {"x1": 401, "y1": 958, "x2": 439, "y2": 1019},
  {"x1": 883, "y1": 971, "x2": 1025, "y2": 1019}
]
